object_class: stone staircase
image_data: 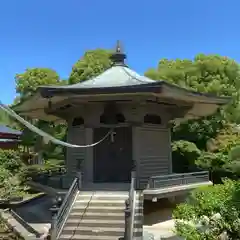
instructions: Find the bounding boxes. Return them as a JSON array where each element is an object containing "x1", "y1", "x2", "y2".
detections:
[{"x1": 58, "y1": 191, "x2": 129, "y2": 240}]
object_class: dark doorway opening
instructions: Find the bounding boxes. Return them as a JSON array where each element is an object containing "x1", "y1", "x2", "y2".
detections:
[{"x1": 93, "y1": 127, "x2": 132, "y2": 183}]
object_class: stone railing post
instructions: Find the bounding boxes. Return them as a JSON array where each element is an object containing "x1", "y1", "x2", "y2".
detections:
[
  {"x1": 124, "y1": 199, "x2": 131, "y2": 240},
  {"x1": 76, "y1": 171, "x2": 82, "y2": 190},
  {"x1": 49, "y1": 196, "x2": 62, "y2": 239},
  {"x1": 50, "y1": 215, "x2": 57, "y2": 239},
  {"x1": 132, "y1": 160, "x2": 137, "y2": 189},
  {"x1": 131, "y1": 171, "x2": 136, "y2": 189}
]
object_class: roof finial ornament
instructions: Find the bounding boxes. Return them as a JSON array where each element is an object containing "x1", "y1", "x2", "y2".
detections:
[
  {"x1": 116, "y1": 40, "x2": 121, "y2": 53},
  {"x1": 110, "y1": 40, "x2": 127, "y2": 67}
]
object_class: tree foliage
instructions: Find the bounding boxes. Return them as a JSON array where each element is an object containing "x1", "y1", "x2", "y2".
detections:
[
  {"x1": 146, "y1": 54, "x2": 240, "y2": 124},
  {"x1": 206, "y1": 124, "x2": 240, "y2": 153},
  {"x1": 69, "y1": 49, "x2": 112, "y2": 84},
  {"x1": 0, "y1": 150, "x2": 27, "y2": 200},
  {"x1": 194, "y1": 125, "x2": 240, "y2": 182},
  {"x1": 145, "y1": 54, "x2": 240, "y2": 142},
  {"x1": 173, "y1": 179, "x2": 240, "y2": 239},
  {"x1": 172, "y1": 140, "x2": 201, "y2": 172},
  {"x1": 0, "y1": 150, "x2": 22, "y2": 173},
  {"x1": 145, "y1": 54, "x2": 240, "y2": 96},
  {"x1": 225, "y1": 145, "x2": 240, "y2": 177},
  {"x1": 145, "y1": 54, "x2": 240, "y2": 177},
  {"x1": 11, "y1": 68, "x2": 67, "y2": 167},
  {"x1": 15, "y1": 68, "x2": 60, "y2": 100},
  {"x1": 172, "y1": 115, "x2": 225, "y2": 150}
]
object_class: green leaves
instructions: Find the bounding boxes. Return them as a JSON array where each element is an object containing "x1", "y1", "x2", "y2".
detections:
[
  {"x1": 145, "y1": 54, "x2": 240, "y2": 181},
  {"x1": 0, "y1": 149, "x2": 22, "y2": 173},
  {"x1": 172, "y1": 140, "x2": 201, "y2": 172},
  {"x1": 173, "y1": 180, "x2": 240, "y2": 239},
  {"x1": 69, "y1": 49, "x2": 112, "y2": 84},
  {"x1": 15, "y1": 68, "x2": 60, "y2": 99},
  {"x1": 0, "y1": 150, "x2": 27, "y2": 200},
  {"x1": 145, "y1": 54, "x2": 240, "y2": 123}
]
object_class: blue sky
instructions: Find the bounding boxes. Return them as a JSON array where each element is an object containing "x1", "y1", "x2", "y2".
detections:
[{"x1": 0, "y1": 0, "x2": 239, "y2": 104}]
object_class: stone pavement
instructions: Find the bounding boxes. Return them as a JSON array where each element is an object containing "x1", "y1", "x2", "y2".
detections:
[{"x1": 143, "y1": 220, "x2": 183, "y2": 240}]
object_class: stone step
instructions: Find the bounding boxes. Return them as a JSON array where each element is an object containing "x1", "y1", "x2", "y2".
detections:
[
  {"x1": 72, "y1": 206, "x2": 125, "y2": 214},
  {"x1": 68, "y1": 214, "x2": 124, "y2": 221},
  {"x1": 61, "y1": 226, "x2": 124, "y2": 237},
  {"x1": 76, "y1": 196, "x2": 128, "y2": 202},
  {"x1": 68, "y1": 211, "x2": 142, "y2": 221},
  {"x1": 65, "y1": 221, "x2": 124, "y2": 228},
  {"x1": 74, "y1": 202, "x2": 126, "y2": 208},
  {"x1": 65, "y1": 220, "x2": 141, "y2": 229},
  {"x1": 79, "y1": 192, "x2": 128, "y2": 197},
  {"x1": 69, "y1": 211, "x2": 124, "y2": 217},
  {"x1": 73, "y1": 203, "x2": 142, "y2": 209},
  {"x1": 67, "y1": 219, "x2": 125, "y2": 224},
  {"x1": 58, "y1": 190, "x2": 143, "y2": 239},
  {"x1": 79, "y1": 193, "x2": 128, "y2": 197},
  {"x1": 74, "y1": 198, "x2": 141, "y2": 203},
  {"x1": 74, "y1": 199, "x2": 126, "y2": 204},
  {"x1": 59, "y1": 234, "x2": 124, "y2": 240},
  {"x1": 66, "y1": 218, "x2": 142, "y2": 224},
  {"x1": 72, "y1": 206, "x2": 143, "y2": 214},
  {"x1": 79, "y1": 190, "x2": 128, "y2": 194},
  {"x1": 78, "y1": 194, "x2": 128, "y2": 198},
  {"x1": 75, "y1": 199, "x2": 126, "y2": 204},
  {"x1": 75, "y1": 205, "x2": 125, "y2": 210}
]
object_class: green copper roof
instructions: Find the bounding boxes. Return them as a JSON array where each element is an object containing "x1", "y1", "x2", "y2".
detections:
[
  {"x1": 43, "y1": 65, "x2": 156, "y2": 90},
  {"x1": 67, "y1": 65, "x2": 156, "y2": 88}
]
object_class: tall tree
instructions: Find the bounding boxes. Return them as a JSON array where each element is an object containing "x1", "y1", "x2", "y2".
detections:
[
  {"x1": 15, "y1": 68, "x2": 60, "y2": 100},
  {"x1": 14, "y1": 68, "x2": 65, "y2": 164},
  {"x1": 145, "y1": 55, "x2": 240, "y2": 122},
  {"x1": 145, "y1": 54, "x2": 240, "y2": 174},
  {"x1": 145, "y1": 55, "x2": 240, "y2": 145},
  {"x1": 145, "y1": 54, "x2": 240, "y2": 96},
  {"x1": 69, "y1": 49, "x2": 112, "y2": 84}
]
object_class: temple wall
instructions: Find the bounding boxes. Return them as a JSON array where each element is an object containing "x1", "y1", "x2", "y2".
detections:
[
  {"x1": 64, "y1": 102, "x2": 172, "y2": 126},
  {"x1": 133, "y1": 125, "x2": 172, "y2": 189},
  {"x1": 65, "y1": 102, "x2": 172, "y2": 186},
  {"x1": 66, "y1": 125, "x2": 86, "y2": 175}
]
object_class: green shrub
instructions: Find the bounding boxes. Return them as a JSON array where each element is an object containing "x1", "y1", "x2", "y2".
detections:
[
  {"x1": 196, "y1": 147, "x2": 240, "y2": 182},
  {"x1": 172, "y1": 140, "x2": 201, "y2": 172},
  {"x1": 44, "y1": 159, "x2": 65, "y2": 174},
  {"x1": 0, "y1": 169, "x2": 27, "y2": 200},
  {"x1": 226, "y1": 146, "x2": 240, "y2": 176},
  {"x1": 0, "y1": 149, "x2": 22, "y2": 173},
  {"x1": 196, "y1": 152, "x2": 229, "y2": 171},
  {"x1": 229, "y1": 145, "x2": 240, "y2": 161},
  {"x1": 173, "y1": 179, "x2": 240, "y2": 239},
  {"x1": 0, "y1": 168, "x2": 11, "y2": 183},
  {"x1": 0, "y1": 180, "x2": 26, "y2": 200},
  {"x1": 18, "y1": 160, "x2": 65, "y2": 184},
  {"x1": 18, "y1": 165, "x2": 46, "y2": 184}
]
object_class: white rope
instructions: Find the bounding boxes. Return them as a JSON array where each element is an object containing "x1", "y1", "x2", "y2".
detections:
[{"x1": 0, "y1": 102, "x2": 112, "y2": 148}]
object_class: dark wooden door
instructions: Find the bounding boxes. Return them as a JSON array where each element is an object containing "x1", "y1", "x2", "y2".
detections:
[{"x1": 93, "y1": 127, "x2": 132, "y2": 183}]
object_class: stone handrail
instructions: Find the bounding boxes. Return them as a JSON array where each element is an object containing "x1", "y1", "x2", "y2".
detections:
[
  {"x1": 9, "y1": 209, "x2": 42, "y2": 238},
  {"x1": 148, "y1": 171, "x2": 210, "y2": 189},
  {"x1": 50, "y1": 172, "x2": 82, "y2": 239},
  {"x1": 125, "y1": 171, "x2": 137, "y2": 240},
  {"x1": 28, "y1": 181, "x2": 58, "y2": 197}
]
